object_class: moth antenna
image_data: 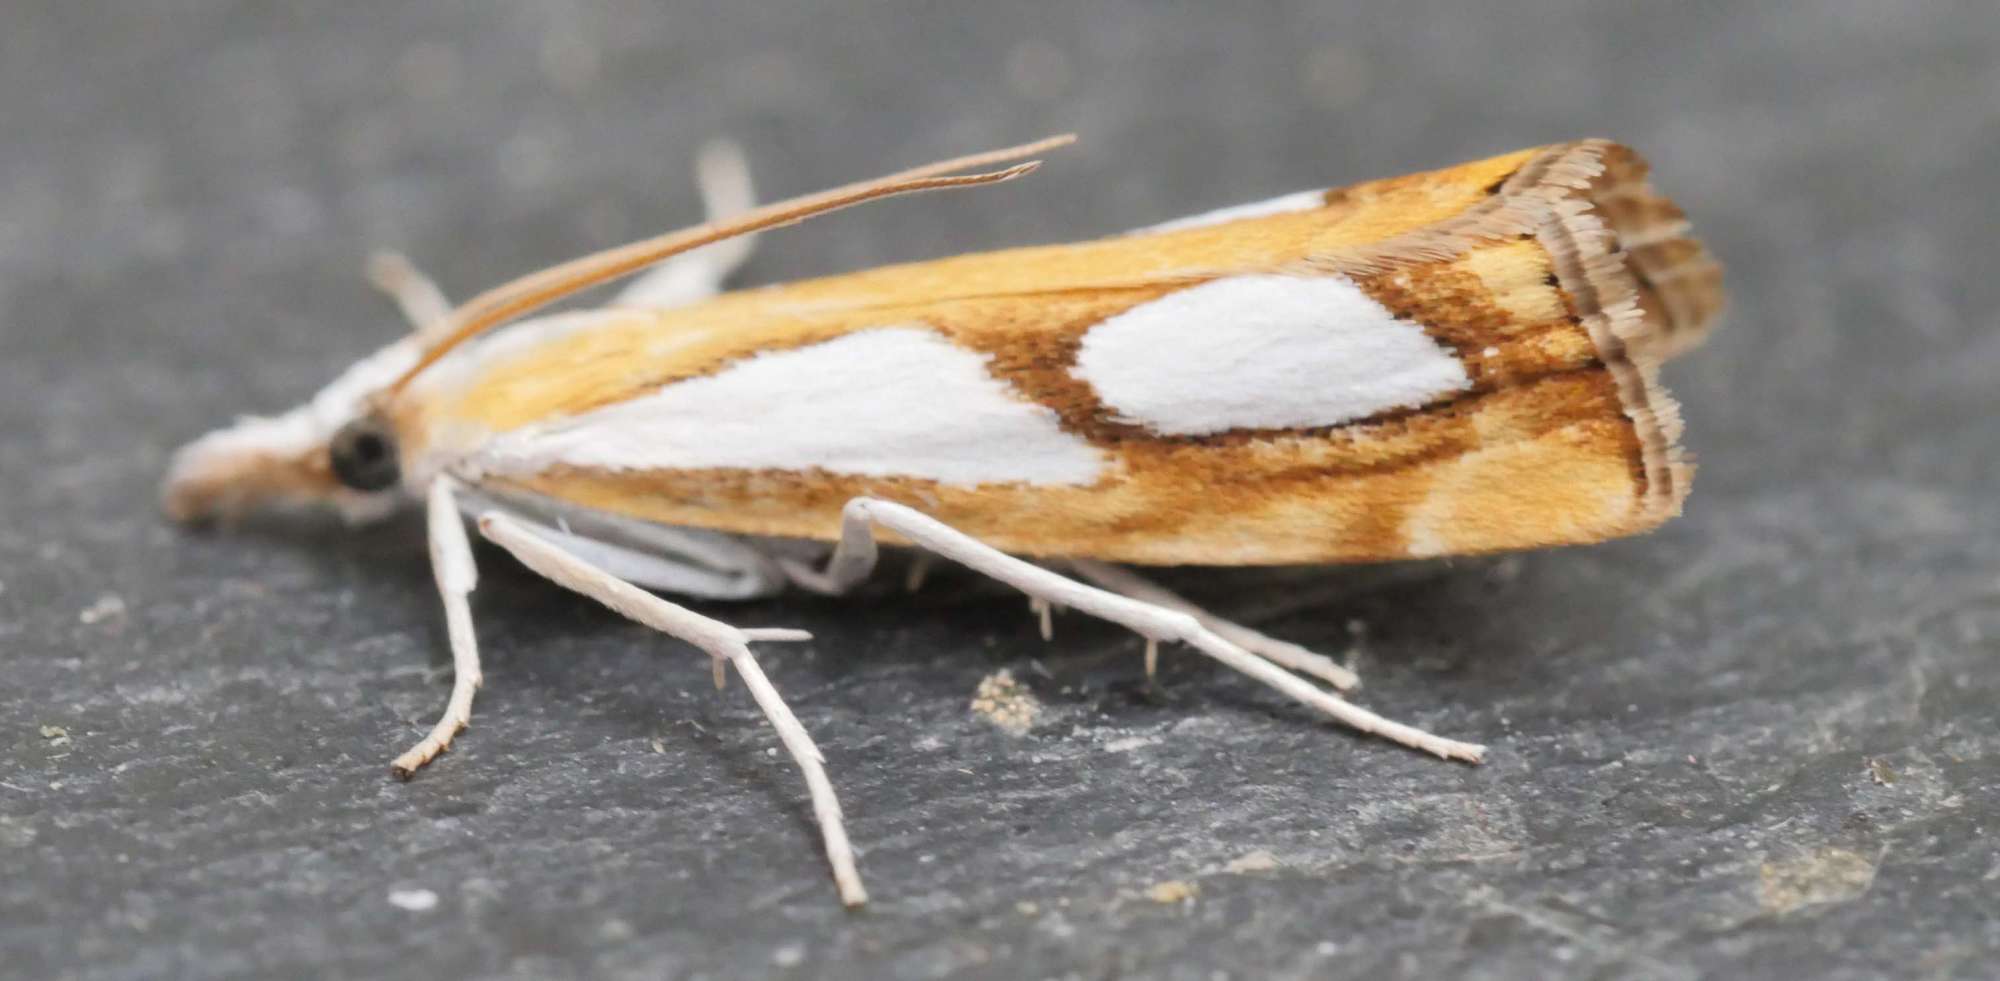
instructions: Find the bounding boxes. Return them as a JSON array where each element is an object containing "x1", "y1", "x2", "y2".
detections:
[{"x1": 385, "y1": 134, "x2": 1078, "y2": 395}]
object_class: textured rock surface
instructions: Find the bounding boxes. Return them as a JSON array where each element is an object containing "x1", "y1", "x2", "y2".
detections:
[{"x1": 4, "y1": 3, "x2": 1997, "y2": 978}]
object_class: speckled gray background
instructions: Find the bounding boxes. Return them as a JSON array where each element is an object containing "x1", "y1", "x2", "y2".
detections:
[{"x1": 5, "y1": 2, "x2": 1997, "y2": 979}]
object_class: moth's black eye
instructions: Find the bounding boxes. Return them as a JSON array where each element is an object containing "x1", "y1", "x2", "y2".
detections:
[{"x1": 329, "y1": 416, "x2": 401, "y2": 492}]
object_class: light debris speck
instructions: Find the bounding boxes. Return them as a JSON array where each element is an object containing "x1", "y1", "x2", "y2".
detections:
[
  {"x1": 78, "y1": 594, "x2": 125, "y2": 625},
  {"x1": 388, "y1": 888, "x2": 439, "y2": 912}
]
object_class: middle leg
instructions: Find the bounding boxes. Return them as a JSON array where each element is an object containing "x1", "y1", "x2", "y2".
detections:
[
  {"x1": 612, "y1": 139, "x2": 760, "y2": 309},
  {"x1": 477, "y1": 509, "x2": 867, "y2": 907}
]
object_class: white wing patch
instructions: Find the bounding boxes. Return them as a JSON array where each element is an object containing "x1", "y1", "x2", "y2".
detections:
[
  {"x1": 475, "y1": 327, "x2": 1105, "y2": 486},
  {"x1": 1073, "y1": 274, "x2": 1472, "y2": 436},
  {"x1": 1133, "y1": 190, "x2": 1327, "y2": 234}
]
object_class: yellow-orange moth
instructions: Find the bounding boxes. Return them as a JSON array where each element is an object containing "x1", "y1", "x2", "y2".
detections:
[{"x1": 162, "y1": 134, "x2": 1723, "y2": 907}]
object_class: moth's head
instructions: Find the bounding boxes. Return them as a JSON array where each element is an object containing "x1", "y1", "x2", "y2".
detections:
[{"x1": 161, "y1": 336, "x2": 418, "y2": 525}]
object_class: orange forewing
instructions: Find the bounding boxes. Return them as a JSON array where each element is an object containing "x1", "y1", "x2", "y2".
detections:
[{"x1": 392, "y1": 141, "x2": 1721, "y2": 565}]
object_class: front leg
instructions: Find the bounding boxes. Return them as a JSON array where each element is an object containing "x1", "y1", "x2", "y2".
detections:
[
  {"x1": 391, "y1": 477, "x2": 483, "y2": 777},
  {"x1": 786, "y1": 498, "x2": 1484, "y2": 763}
]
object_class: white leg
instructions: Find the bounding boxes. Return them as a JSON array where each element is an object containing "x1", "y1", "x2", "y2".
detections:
[
  {"x1": 493, "y1": 514, "x2": 786, "y2": 600},
  {"x1": 451, "y1": 490, "x2": 790, "y2": 600},
  {"x1": 532, "y1": 526, "x2": 783, "y2": 600},
  {"x1": 366, "y1": 251, "x2": 453, "y2": 332},
  {"x1": 613, "y1": 139, "x2": 760, "y2": 309},
  {"x1": 391, "y1": 478, "x2": 483, "y2": 778},
  {"x1": 477, "y1": 509, "x2": 867, "y2": 907},
  {"x1": 784, "y1": 499, "x2": 1484, "y2": 763},
  {"x1": 1067, "y1": 559, "x2": 1360, "y2": 691}
]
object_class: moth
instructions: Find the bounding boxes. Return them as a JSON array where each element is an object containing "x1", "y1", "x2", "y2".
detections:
[{"x1": 161, "y1": 135, "x2": 1722, "y2": 906}]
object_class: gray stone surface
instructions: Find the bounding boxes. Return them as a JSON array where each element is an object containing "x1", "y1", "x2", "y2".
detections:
[{"x1": 5, "y1": 2, "x2": 1997, "y2": 978}]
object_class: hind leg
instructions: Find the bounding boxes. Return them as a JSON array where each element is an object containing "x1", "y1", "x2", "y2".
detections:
[
  {"x1": 1066, "y1": 559, "x2": 1359, "y2": 690},
  {"x1": 784, "y1": 498, "x2": 1483, "y2": 762}
]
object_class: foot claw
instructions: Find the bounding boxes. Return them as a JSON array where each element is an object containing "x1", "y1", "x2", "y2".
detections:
[
  {"x1": 391, "y1": 716, "x2": 466, "y2": 780},
  {"x1": 390, "y1": 744, "x2": 438, "y2": 780}
]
